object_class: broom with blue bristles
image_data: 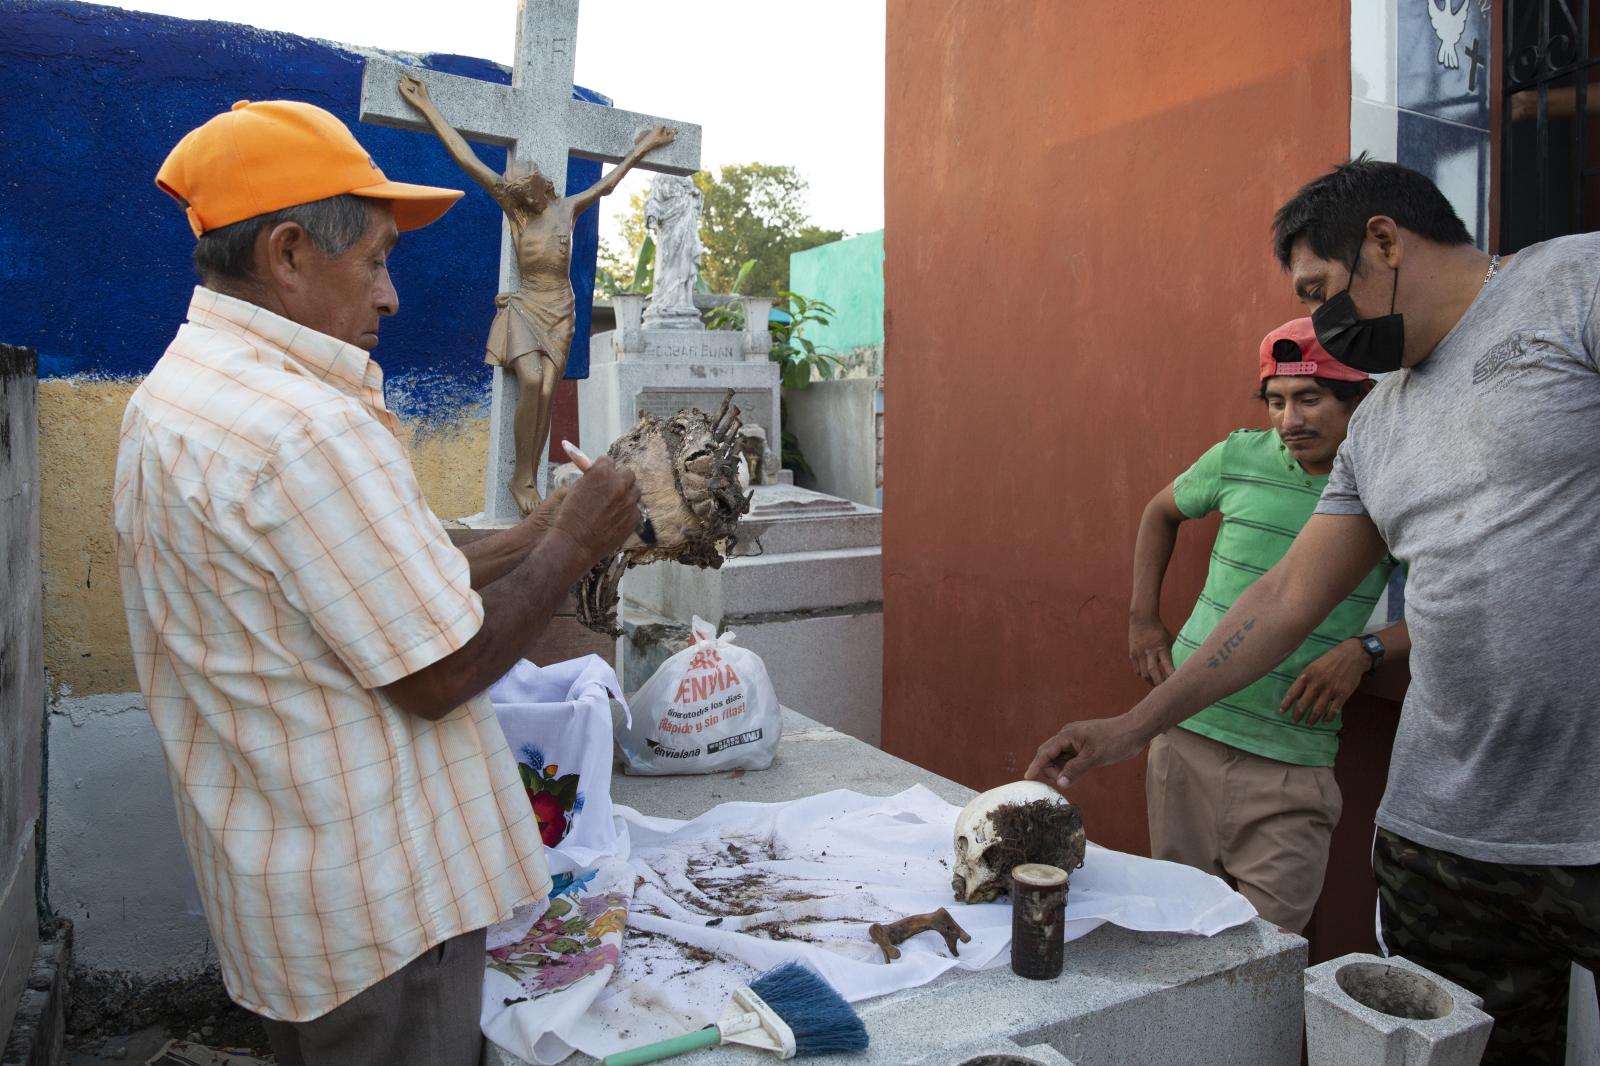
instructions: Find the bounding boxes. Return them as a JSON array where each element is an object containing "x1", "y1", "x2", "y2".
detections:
[{"x1": 601, "y1": 961, "x2": 869, "y2": 1065}]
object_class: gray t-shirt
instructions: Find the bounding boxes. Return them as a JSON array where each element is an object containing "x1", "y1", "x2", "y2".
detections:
[{"x1": 1317, "y1": 233, "x2": 1600, "y2": 865}]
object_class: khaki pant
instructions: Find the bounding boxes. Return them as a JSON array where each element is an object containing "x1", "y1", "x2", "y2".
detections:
[
  {"x1": 1146, "y1": 726, "x2": 1342, "y2": 933},
  {"x1": 260, "y1": 928, "x2": 488, "y2": 1066}
]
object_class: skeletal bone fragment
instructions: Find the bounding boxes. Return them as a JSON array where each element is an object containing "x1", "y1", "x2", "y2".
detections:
[
  {"x1": 574, "y1": 393, "x2": 752, "y2": 634},
  {"x1": 868, "y1": 908, "x2": 972, "y2": 964},
  {"x1": 952, "y1": 781, "x2": 1086, "y2": 905}
]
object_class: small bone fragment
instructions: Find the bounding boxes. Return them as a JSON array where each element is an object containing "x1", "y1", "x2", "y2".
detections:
[{"x1": 868, "y1": 908, "x2": 973, "y2": 964}]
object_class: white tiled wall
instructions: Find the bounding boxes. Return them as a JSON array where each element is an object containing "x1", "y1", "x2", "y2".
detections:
[{"x1": 1351, "y1": 0, "x2": 1400, "y2": 160}]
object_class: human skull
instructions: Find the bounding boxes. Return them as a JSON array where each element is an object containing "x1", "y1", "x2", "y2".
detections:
[{"x1": 952, "y1": 781, "x2": 1086, "y2": 904}]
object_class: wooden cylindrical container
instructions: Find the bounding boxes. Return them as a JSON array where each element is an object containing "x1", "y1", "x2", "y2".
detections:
[{"x1": 1010, "y1": 862, "x2": 1068, "y2": 980}]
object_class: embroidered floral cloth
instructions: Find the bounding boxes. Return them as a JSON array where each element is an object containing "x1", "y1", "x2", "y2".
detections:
[
  {"x1": 481, "y1": 862, "x2": 634, "y2": 1065},
  {"x1": 485, "y1": 657, "x2": 632, "y2": 955}
]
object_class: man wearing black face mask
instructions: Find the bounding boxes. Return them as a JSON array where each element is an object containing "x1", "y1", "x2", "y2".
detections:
[{"x1": 1026, "y1": 157, "x2": 1600, "y2": 1065}]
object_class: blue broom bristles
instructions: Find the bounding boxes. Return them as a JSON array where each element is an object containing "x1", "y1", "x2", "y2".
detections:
[{"x1": 748, "y1": 961, "x2": 869, "y2": 1057}]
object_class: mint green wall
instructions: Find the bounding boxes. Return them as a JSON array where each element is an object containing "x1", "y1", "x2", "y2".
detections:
[{"x1": 788, "y1": 230, "x2": 884, "y2": 356}]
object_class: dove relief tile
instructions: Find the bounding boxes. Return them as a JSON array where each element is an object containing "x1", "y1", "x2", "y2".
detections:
[{"x1": 1399, "y1": 0, "x2": 1491, "y2": 129}]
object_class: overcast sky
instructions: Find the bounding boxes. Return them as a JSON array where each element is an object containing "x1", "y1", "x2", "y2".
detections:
[{"x1": 107, "y1": 0, "x2": 886, "y2": 244}]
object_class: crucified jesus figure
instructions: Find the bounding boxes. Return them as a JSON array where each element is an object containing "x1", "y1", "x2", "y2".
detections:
[{"x1": 399, "y1": 72, "x2": 678, "y2": 514}]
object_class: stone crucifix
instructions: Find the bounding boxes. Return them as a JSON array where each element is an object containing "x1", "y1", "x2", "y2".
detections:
[{"x1": 359, "y1": 0, "x2": 702, "y2": 521}]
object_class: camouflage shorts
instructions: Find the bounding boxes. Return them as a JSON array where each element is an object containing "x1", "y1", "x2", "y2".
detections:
[{"x1": 1374, "y1": 827, "x2": 1600, "y2": 1066}]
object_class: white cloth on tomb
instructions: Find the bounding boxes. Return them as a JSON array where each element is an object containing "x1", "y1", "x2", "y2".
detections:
[
  {"x1": 483, "y1": 785, "x2": 1257, "y2": 1063},
  {"x1": 484, "y1": 657, "x2": 632, "y2": 951}
]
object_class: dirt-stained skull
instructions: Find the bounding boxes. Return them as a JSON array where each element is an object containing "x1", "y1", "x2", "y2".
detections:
[
  {"x1": 952, "y1": 781, "x2": 1086, "y2": 904},
  {"x1": 574, "y1": 392, "x2": 752, "y2": 635}
]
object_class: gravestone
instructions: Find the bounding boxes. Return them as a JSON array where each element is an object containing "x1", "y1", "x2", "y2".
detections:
[
  {"x1": 358, "y1": 0, "x2": 702, "y2": 521},
  {"x1": 578, "y1": 293, "x2": 783, "y2": 480}
]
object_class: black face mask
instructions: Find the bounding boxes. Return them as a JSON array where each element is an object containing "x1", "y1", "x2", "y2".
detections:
[{"x1": 1311, "y1": 252, "x2": 1405, "y2": 373}]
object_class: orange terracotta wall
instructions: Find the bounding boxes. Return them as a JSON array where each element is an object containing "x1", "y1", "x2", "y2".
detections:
[{"x1": 882, "y1": 1, "x2": 1351, "y2": 855}]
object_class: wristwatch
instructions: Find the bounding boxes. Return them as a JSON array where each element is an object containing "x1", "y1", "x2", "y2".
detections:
[{"x1": 1356, "y1": 633, "x2": 1385, "y2": 674}]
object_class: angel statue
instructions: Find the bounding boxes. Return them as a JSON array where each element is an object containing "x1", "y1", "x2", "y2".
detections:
[
  {"x1": 398, "y1": 72, "x2": 678, "y2": 514},
  {"x1": 642, "y1": 175, "x2": 703, "y2": 329}
]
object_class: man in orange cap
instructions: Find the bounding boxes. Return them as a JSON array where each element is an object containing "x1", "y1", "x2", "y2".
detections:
[
  {"x1": 116, "y1": 100, "x2": 642, "y2": 1065},
  {"x1": 1122, "y1": 319, "x2": 1409, "y2": 932}
]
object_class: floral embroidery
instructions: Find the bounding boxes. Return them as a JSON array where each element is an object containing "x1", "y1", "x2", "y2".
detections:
[
  {"x1": 587, "y1": 908, "x2": 627, "y2": 939},
  {"x1": 517, "y1": 744, "x2": 583, "y2": 847},
  {"x1": 487, "y1": 881, "x2": 630, "y2": 1000},
  {"x1": 552, "y1": 868, "x2": 597, "y2": 900},
  {"x1": 531, "y1": 942, "x2": 619, "y2": 992}
]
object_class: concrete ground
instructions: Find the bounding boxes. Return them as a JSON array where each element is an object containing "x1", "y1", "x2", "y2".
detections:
[
  {"x1": 66, "y1": 1025, "x2": 273, "y2": 1065},
  {"x1": 67, "y1": 1026, "x2": 178, "y2": 1064}
]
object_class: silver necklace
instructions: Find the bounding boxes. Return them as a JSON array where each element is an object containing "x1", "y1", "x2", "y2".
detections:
[{"x1": 1484, "y1": 254, "x2": 1501, "y2": 284}]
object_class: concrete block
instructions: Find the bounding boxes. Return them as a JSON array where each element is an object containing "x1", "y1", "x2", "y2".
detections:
[
  {"x1": 730, "y1": 484, "x2": 882, "y2": 557},
  {"x1": 619, "y1": 603, "x2": 693, "y2": 695},
  {"x1": 0, "y1": 845, "x2": 38, "y2": 1051},
  {"x1": 623, "y1": 488, "x2": 882, "y2": 623},
  {"x1": 624, "y1": 546, "x2": 882, "y2": 624},
  {"x1": 1305, "y1": 953, "x2": 1492, "y2": 1066},
  {"x1": 785, "y1": 377, "x2": 883, "y2": 508},
  {"x1": 734, "y1": 613, "x2": 883, "y2": 746},
  {"x1": 732, "y1": 511, "x2": 883, "y2": 557},
  {"x1": 0, "y1": 920, "x2": 71, "y2": 1066},
  {"x1": 908, "y1": 1038, "x2": 1076, "y2": 1065},
  {"x1": 1, "y1": 344, "x2": 43, "y2": 1054}
]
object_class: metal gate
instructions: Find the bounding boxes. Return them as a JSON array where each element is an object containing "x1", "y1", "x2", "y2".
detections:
[{"x1": 1502, "y1": 0, "x2": 1600, "y2": 249}]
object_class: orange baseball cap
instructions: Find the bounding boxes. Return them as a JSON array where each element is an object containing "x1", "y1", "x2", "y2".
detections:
[
  {"x1": 1258, "y1": 317, "x2": 1369, "y2": 384},
  {"x1": 156, "y1": 99, "x2": 463, "y2": 237}
]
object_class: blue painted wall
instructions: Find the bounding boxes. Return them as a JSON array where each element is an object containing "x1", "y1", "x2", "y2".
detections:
[{"x1": 0, "y1": 0, "x2": 606, "y2": 420}]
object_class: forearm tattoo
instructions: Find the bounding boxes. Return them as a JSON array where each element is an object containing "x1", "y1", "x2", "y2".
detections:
[{"x1": 1205, "y1": 619, "x2": 1255, "y2": 669}]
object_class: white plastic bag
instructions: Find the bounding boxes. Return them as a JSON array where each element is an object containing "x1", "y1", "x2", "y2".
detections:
[{"x1": 617, "y1": 616, "x2": 780, "y2": 775}]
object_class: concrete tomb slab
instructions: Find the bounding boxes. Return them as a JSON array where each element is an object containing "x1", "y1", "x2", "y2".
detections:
[{"x1": 490, "y1": 710, "x2": 1307, "y2": 1066}]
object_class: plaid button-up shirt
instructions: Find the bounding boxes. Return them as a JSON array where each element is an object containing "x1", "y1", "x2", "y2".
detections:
[{"x1": 113, "y1": 287, "x2": 549, "y2": 1022}]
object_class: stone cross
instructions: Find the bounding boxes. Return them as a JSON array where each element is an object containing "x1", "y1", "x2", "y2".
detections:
[{"x1": 359, "y1": 0, "x2": 702, "y2": 522}]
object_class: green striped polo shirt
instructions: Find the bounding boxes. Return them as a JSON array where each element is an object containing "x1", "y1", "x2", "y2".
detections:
[{"x1": 1170, "y1": 429, "x2": 1394, "y2": 767}]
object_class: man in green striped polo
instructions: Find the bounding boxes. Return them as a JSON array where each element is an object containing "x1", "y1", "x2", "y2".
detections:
[{"x1": 1126, "y1": 317, "x2": 1409, "y2": 932}]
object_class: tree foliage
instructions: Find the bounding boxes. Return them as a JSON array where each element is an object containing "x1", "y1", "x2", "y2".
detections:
[{"x1": 598, "y1": 163, "x2": 844, "y2": 298}]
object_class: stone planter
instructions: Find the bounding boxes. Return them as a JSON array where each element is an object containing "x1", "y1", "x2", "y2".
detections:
[{"x1": 1305, "y1": 953, "x2": 1492, "y2": 1066}]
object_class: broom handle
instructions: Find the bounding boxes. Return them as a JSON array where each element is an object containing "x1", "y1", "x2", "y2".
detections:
[{"x1": 600, "y1": 1025, "x2": 722, "y2": 1066}]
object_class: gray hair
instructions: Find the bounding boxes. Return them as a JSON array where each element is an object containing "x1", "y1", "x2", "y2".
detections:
[{"x1": 193, "y1": 193, "x2": 373, "y2": 283}]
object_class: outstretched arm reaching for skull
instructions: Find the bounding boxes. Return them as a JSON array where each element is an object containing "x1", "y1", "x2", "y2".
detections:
[{"x1": 1026, "y1": 512, "x2": 1389, "y2": 792}]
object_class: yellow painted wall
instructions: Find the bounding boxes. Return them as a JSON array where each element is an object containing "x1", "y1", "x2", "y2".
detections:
[{"x1": 38, "y1": 377, "x2": 488, "y2": 697}]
